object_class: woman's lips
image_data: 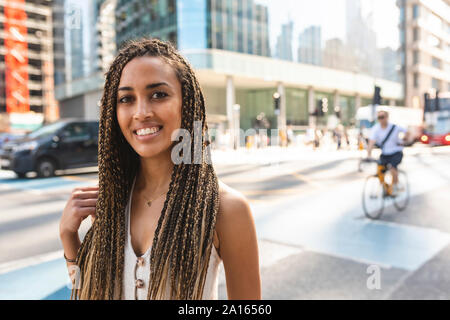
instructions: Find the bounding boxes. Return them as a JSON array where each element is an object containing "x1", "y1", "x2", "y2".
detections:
[{"x1": 133, "y1": 126, "x2": 163, "y2": 141}]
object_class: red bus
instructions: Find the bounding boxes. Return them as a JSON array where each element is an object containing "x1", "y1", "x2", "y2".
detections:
[{"x1": 421, "y1": 92, "x2": 450, "y2": 146}]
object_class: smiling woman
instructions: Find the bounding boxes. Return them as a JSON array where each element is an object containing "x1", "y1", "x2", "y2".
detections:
[{"x1": 59, "y1": 38, "x2": 261, "y2": 300}]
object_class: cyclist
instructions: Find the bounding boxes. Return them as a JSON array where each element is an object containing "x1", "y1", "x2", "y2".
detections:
[{"x1": 367, "y1": 110, "x2": 409, "y2": 195}]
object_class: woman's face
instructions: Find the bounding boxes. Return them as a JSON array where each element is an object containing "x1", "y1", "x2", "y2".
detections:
[{"x1": 116, "y1": 56, "x2": 182, "y2": 159}]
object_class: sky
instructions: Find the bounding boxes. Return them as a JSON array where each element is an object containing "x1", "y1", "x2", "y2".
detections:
[{"x1": 255, "y1": 0, "x2": 400, "y2": 58}]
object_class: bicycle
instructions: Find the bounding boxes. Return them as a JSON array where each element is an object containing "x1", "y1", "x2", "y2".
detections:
[{"x1": 361, "y1": 158, "x2": 410, "y2": 220}]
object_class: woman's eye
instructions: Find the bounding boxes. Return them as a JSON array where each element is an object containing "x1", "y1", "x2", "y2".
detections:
[
  {"x1": 152, "y1": 91, "x2": 168, "y2": 99},
  {"x1": 118, "y1": 96, "x2": 133, "y2": 104}
]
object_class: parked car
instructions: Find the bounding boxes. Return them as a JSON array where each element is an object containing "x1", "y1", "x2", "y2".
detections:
[
  {"x1": 0, "y1": 131, "x2": 27, "y2": 149},
  {"x1": 0, "y1": 119, "x2": 99, "y2": 178}
]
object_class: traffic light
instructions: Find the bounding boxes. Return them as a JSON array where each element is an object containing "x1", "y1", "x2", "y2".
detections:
[
  {"x1": 334, "y1": 106, "x2": 341, "y2": 119},
  {"x1": 316, "y1": 98, "x2": 327, "y2": 117},
  {"x1": 373, "y1": 86, "x2": 382, "y2": 105},
  {"x1": 273, "y1": 92, "x2": 281, "y2": 114},
  {"x1": 321, "y1": 98, "x2": 328, "y2": 115},
  {"x1": 316, "y1": 100, "x2": 323, "y2": 117}
]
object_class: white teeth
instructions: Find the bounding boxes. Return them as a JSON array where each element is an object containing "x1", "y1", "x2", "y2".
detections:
[{"x1": 136, "y1": 127, "x2": 160, "y2": 136}]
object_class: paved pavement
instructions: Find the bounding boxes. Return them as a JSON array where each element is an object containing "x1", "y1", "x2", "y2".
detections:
[{"x1": 0, "y1": 144, "x2": 449, "y2": 299}]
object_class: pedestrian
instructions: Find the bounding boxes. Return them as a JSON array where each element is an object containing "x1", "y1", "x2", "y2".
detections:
[
  {"x1": 59, "y1": 38, "x2": 261, "y2": 300},
  {"x1": 286, "y1": 124, "x2": 294, "y2": 146}
]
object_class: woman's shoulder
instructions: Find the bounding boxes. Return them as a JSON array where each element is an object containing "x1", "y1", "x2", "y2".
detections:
[
  {"x1": 213, "y1": 180, "x2": 253, "y2": 250},
  {"x1": 217, "y1": 180, "x2": 251, "y2": 218}
]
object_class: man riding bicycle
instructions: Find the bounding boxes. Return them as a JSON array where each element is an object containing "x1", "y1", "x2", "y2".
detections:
[{"x1": 366, "y1": 110, "x2": 410, "y2": 195}]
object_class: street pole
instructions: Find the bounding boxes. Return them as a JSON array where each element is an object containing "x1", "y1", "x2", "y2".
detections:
[{"x1": 233, "y1": 104, "x2": 240, "y2": 150}]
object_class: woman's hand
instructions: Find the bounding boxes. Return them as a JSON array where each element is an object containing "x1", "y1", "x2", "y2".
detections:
[{"x1": 59, "y1": 186, "x2": 99, "y2": 238}]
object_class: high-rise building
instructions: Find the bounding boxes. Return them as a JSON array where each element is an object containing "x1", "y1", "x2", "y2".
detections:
[
  {"x1": 0, "y1": 0, "x2": 59, "y2": 121},
  {"x1": 397, "y1": 0, "x2": 450, "y2": 109},
  {"x1": 379, "y1": 47, "x2": 399, "y2": 83},
  {"x1": 297, "y1": 25, "x2": 322, "y2": 66},
  {"x1": 275, "y1": 21, "x2": 293, "y2": 61},
  {"x1": 64, "y1": 0, "x2": 101, "y2": 82},
  {"x1": 115, "y1": 0, "x2": 270, "y2": 57},
  {"x1": 97, "y1": 0, "x2": 117, "y2": 73},
  {"x1": 51, "y1": 0, "x2": 66, "y2": 86},
  {"x1": 345, "y1": 0, "x2": 381, "y2": 77},
  {"x1": 323, "y1": 38, "x2": 357, "y2": 71}
]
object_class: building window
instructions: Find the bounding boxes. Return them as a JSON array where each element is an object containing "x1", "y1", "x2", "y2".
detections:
[
  {"x1": 413, "y1": 51, "x2": 419, "y2": 64},
  {"x1": 432, "y1": 57, "x2": 441, "y2": 69},
  {"x1": 412, "y1": 5, "x2": 419, "y2": 19},
  {"x1": 431, "y1": 78, "x2": 440, "y2": 89},
  {"x1": 413, "y1": 28, "x2": 419, "y2": 41},
  {"x1": 413, "y1": 73, "x2": 419, "y2": 88}
]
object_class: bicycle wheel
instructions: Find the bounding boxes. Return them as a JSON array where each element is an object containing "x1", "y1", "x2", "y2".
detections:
[
  {"x1": 362, "y1": 175, "x2": 385, "y2": 219},
  {"x1": 393, "y1": 170, "x2": 409, "y2": 211}
]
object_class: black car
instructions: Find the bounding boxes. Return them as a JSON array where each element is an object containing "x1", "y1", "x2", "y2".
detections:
[{"x1": 0, "y1": 119, "x2": 99, "y2": 178}]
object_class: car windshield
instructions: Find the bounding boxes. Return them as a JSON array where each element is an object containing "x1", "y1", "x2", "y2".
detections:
[{"x1": 27, "y1": 121, "x2": 67, "y2": 140}]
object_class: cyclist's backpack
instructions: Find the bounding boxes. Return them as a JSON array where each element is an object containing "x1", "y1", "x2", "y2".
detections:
[{"x1": 376, "y1": 124, "x2": 396, "y2": 150}]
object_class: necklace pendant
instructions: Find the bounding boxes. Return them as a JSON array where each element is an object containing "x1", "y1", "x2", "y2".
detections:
[{"x1": 147, "y1": 200, "x2": 152, "y2": 207}]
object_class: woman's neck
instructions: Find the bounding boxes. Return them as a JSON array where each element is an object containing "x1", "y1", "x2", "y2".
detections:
[{"x1": 136, "y1": 150, "x2": 174, "y2": 195}]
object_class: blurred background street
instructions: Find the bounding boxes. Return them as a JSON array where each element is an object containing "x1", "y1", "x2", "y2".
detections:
[{"x1": 1, "y1": 143, "x2": 449, "y2": 299}]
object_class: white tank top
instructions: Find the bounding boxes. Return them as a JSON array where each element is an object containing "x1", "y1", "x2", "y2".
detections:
[{"x1": 121, "y1": 177, "x2": 222, "y2": 300}]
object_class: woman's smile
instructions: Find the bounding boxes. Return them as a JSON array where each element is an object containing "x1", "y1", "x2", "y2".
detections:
[{"x1": 133, "y1": 124, "x2": 164, "y2": 142}]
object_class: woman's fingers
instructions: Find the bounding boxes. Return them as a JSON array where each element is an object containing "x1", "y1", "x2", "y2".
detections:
[
  {"x1": 75, "y1": 198, "x2": 97, "y2": 207},
  {"x1": 77, "y1": 206, "x2": 96, "y2": 219},
  {"x1": 73, "y1": 186, "x2": 99, "y2": 193},
  {"x1": 72, "y1": 190, "x2": 98, "y2": 200}
]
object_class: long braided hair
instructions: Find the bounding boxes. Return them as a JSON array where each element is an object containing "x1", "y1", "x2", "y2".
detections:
[{"x1": 72, "y1": 38, "x2": 220, "y2": 300}]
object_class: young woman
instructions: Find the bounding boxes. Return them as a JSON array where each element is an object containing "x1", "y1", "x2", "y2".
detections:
[{"x1": 59, "y1": 38, "x2": 261, "y2": 300}]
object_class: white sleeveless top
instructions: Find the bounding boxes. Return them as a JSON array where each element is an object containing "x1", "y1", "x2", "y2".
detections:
[{"x1": 121, "y1": 177, "x2": 222, "y2": 300}]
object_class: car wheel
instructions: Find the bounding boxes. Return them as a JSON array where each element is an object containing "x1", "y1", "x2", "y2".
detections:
[
  {"x1": 15, "y1": 172, "x2": 27, "y2": 179},
  {"x1": 37, "y1": 158, "x2": 56, "y2": 178}
]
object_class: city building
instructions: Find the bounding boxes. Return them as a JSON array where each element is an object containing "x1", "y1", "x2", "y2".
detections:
[
  {"x1": 55, "y1": 0, "x2": 103, "y2": 121},
  {"x1": 55, "y1": 0, "x2": 403, "y2": 148},
  {"x1": 51, "y1": 0, "x2": 66, "y2": 86},
  {"x1": 379, "y1": 46, "x2": 400, "y2": 83},
  {"x1": 97, "y1": 0, "x2": 117, "y2": 73},
  {"x1": 64, "y1": 0, "x2": 100, "y2": 82},
  {"x1": 397, "y1": 0, "x2": 450, "y2": 109},
  {"x1": 323, "y1": 38, "x2": 357, "y2": 72},
  {"x1": 0, "y1": 0, "x2": 59, "y2": 124},
  {"x1": 345, "y1": 0, "x2": 381, "y2": 77},
  {"x1": 297, "y1": 25, "x2": 322, "y2": 66},
  {"x1": 275, "y1": 21, "x2": 293, "y2": 61}
]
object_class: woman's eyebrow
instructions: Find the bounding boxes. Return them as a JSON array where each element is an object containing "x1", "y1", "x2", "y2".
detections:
[
  {"x1": 118, "y1": 82, "x2": 170, "y2": 92},
  {"x1": 145, "y1": 82, "x2": 170, "y2": 89}
]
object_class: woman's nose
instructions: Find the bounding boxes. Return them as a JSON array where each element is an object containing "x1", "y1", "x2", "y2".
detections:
[{"x1": 133, "y1": 98, "x2": 154, "y2": 119}]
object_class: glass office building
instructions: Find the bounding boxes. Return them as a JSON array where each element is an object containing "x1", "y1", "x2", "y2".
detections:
[{"x1": 115, "y1": 0, "x2": 270, "y2": 56}]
